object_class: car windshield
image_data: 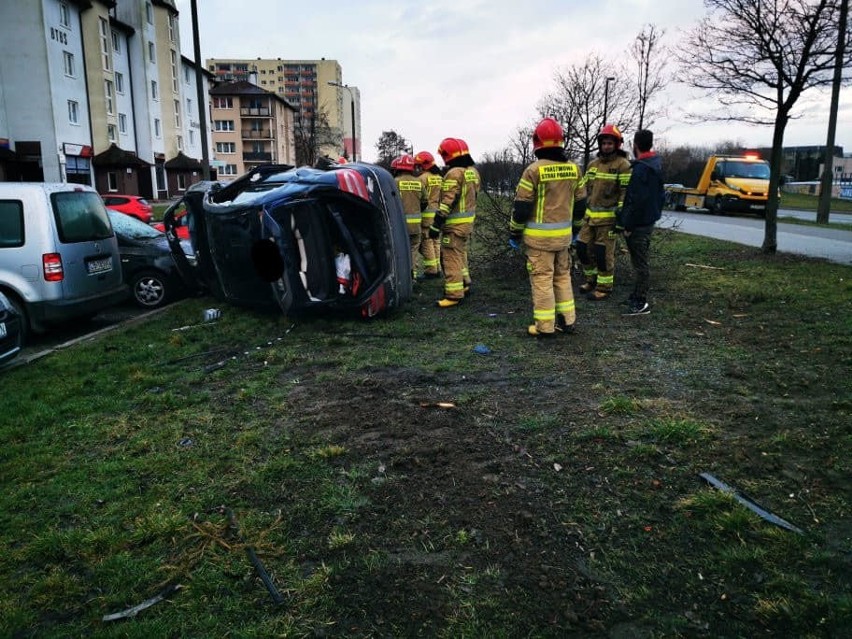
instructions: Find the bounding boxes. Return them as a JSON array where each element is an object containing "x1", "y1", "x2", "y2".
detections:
[
  {"x1": 718, "y1": 161, "x2": 770, "y2": 180},
  {"x1": 107, "y1": 210, "x2": 164, "y2": 240},
  {"x1": 52, "y1": 191, "x2": 114, "y2": 242}
]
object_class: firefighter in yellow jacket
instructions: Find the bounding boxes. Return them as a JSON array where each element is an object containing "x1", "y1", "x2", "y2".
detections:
[
  {"x1": 428, "y1": 138, "x2": 480, "y2": 308},
  {"x1": 414, "y1": 150, "x2": 443, "y2": 279},
  {"x1": 575, "y1": 124, "x2": 632, "y2": 300},
  {"x1": 392, "y1": 154, "x2": 426, "y2": 279},
  {"x1": 510, "y1": 118, "x2": 585, "y2": 337}
]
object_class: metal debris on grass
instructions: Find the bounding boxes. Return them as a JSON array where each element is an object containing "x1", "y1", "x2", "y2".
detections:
[
  {"x1": 699, "y1": 472, "x2": 804, "y2": 534},
  {"x1": 102, "y1": 584, "x2": 183, "y2": 622}
]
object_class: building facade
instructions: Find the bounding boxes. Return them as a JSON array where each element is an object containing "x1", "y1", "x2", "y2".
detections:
[
  {"x1": 208, "y1": 81, "x2": 296, "y2": 181},
  {"x1": 0, "y1": 0, "x2": 213, "y2": 198},
  {"x1": 205, "y1": 57, "x2": 359, "y2": 160}
]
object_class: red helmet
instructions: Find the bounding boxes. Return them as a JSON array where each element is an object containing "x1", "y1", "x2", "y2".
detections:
[
  {"x1": 437, "y1": 137, "x2": 469, "y2": 164},
  {"x1": 397, "y1": 154, "x2": 415, "y2": 172},
  {"x1": 414, "y1": 150, "x2": 435, "y2": 171},
  {"x1": 337, "y1": 156, "x2": 347, "y2": 164},
  {"x1": 597, "y1": 124, "x2": 623, "y2": 148},
  {"x1": 390, "y1": 156, "x2": 402, "y2": 171},
  {"x1": 532, "y1": 117, "x2": 565, "y2": 151}
]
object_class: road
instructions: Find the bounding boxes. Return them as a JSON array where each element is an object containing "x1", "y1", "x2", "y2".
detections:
[{"x1": 661, "y1": 208, "x2": 852, "y2": 265}]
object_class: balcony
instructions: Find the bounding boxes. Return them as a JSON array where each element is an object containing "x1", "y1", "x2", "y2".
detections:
[
  {"x1": 242, "y1": 129, "x2": 271, "y2": 139},
  {"x1": 240, "y1": 107, "x2": 270, "y2": 117},
  {"x1": 243, "y1": 151, "x2": 272, "y2": 162}
]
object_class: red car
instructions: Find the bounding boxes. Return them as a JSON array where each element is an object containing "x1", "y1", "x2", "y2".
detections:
[
  {"x1": 151, "y1": 208, "x2": 190, "y2": 240},
  {"x1": 101, "y1": 194, "x2": 153, "y2": 224}
]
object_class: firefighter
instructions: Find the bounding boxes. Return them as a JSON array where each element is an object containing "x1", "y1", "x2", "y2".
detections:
[
  {"x1": 414, "y1": 150, "x2": 443, "y2": 278},
  {"x1": 510, "y1": 117, "x2": 585, "y2": 337},
  {"x1": 392, "y1": 154, "x2": 426, "y2": 280},
  {"x1": 429, "y1": 138, "x2": 480, "y2": 308},
  {"x1": 575, "y1": 124, "x2": 632, "y2": 300}
]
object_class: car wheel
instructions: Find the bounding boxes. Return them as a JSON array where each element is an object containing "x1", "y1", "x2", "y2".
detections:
[
  {"x1": 131, "y1": 270, "x2": 169, "y2": 308},
  {"x1": 5, "y1": 294, "x2": 28, "y2": 346}
]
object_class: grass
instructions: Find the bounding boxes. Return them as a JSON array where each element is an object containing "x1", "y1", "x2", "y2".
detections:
[
  {"x1": 777, "y1": 216, "x2": 852, "y2": 231},
  {"x1": 780, "y1": 191, "x2": 852, "y2": 212},
  {"x1": 1, "y1": 228, "x2": 850, "y2": 637}
]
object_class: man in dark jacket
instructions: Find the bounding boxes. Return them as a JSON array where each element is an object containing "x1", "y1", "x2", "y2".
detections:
[{"x1": 615, "y1": 129, "x2": 664, "y2": 315}]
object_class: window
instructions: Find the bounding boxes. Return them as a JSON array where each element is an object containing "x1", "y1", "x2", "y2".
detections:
[
  {"x1": 118, "y1": 113, "x2": 127, "y2": 134},
  {"x1": 216, "y1": 142, "x2": 236, "y2": 154},
  {"x1": 170, "y1": 50, "x2": 178, "y2": 92},
  {"x1": 212, "y1": 97, "x2": 233, "y2": 109},
  {"x1": 107, "y1": 124, "x2": 117, "y2": 142},
  {"x1": 178, "y1": 174, "x2": 187, "y2": 190},
  {"x1": 222, "y1": 164, "x2": 238, "y2": 176},
  {"x1": 186, "y1": 97, "x2": 192, "y2": 117},
  {"x1": 115, "y1": 72, "x2": 124, "y2": 93},
  {"x1": 184, "y1": 65, "x2": 191, "y2": 84},
  {"x1": 168, "y1": 14, "x2": 176, "y2": 42},
  {"x1": 68, "y1": 99, "x2": 79, "y2": 124},
  {"x1": 188, "y1": 130, "x2": 195, "y2": 146},
  {"x1": 59, "y1": 2, "x2": 70, "y2": 28},
  {"x1": 151, "y1": 80, "x2": 158, "y2": 100},
  {"x1": 104, "y1": 80, "x2": 114, "y2": 114},
  {"x1": 174, "y1": 99, "x2": 181, "y2": 127},
  {"x1": 63, "y1": 51, "x2": 74, "y2": 77},
  {"x1": 107, "y1": 172, "x2": 118, "y2": 191},
  {"x1": 148, "y1": 42, "x2": 155, "y2": 64},
  {"x1": 0, "y1": 201, "x2": 25, "y2": 248},
  {"x1": 213, "y1": 120, "x2": 234, "y2": 131},
  {"x1": 145, "y1": 1, "x2": 153, "y2": 24},
  {"x1": 99, "y1": 18, "x2": 110, "y2": 70},
  {"x1": 154, "y1": 118, "x2": 161, "y2": 137},
  {"x1": 176, "y1": 135, "x2": 183, "y2": 151},
  {"x1": 111, "y1": 30, "x2": 121, "y2": 55}
]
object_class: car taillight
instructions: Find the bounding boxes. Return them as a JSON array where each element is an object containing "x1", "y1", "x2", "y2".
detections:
[{"x1": 43, "y1": 253, "x2": 64, "y2": 282}]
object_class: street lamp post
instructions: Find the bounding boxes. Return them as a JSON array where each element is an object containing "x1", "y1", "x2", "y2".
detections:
[
  {"x1": 328, "y1": 81, "x2": 356, "y2": 162},
  {"x1": 603, "y1": 76, "x2": 616, "y2": 125}
]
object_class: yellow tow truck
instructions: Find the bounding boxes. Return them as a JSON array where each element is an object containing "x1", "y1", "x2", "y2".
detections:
[{"x1": 665, "y1": 154, "x2": 771, "y2": 217}]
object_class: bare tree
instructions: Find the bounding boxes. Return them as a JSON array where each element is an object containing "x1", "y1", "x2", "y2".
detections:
[
  {"x1": 538, "y1": 54, "x2": 639, "y2": 169},
  {"x1": 375, "y1": 130, "x2": 411, "y2": 170},
  {"x1": 676, "y1": 0, "x2": 851, "y2": 253},
  {"x1": 294, "y1": 106, "x2": 342, "y2": 167},
  {"x1": 630, "y1": 24, "x2": 669, "y2": 130}
]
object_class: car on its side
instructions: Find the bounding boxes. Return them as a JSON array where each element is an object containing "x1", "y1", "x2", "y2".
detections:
[
  {"x1": 0, "y1": 182, "x2": 127, "y2": 343},
  {"x1": 163, "y1": 162, "x2": 412, "y2": 319},
  {"x1": 107, "y1": 209, "x2": 194, "y2": 309},
  {"x1": 0, "y1": 290, "x2": 23, "y2": 367},
  {"x1": 102, "y1": 194, "x2": 153, "y2": 224}
]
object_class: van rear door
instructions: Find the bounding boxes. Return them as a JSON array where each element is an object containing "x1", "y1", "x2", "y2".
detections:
[{"x1": 50, "y1": 191, "x2": 123, "y2": 298}]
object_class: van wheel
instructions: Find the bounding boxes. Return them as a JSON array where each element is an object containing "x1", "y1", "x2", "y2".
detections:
[
  {"x1": 708, "y1": 196, "x2": 724, "y2": 216},
  {"x1": 131, "y1": 270, "x2": 169, "y2": 308},
  {"x1": 6, "y1": 294, "x2": 29, "y2": 345}
]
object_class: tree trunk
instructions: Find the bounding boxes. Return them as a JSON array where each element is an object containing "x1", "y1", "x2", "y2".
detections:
[
  {"x1": 817, "y1": 0, "x2": 847, "y2": 225},
  {"x1": 763, "y1": 115, "x2": 789, "y2": 254}
]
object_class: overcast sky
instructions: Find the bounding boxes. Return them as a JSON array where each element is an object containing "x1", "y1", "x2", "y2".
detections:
[{"x1": 176, "y1": 0, "x2": 850, "y2": 162}]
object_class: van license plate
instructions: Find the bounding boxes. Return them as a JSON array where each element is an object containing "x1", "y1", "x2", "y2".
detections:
[
  {"x1": 749, "y1": 205, "x2": 765, "y2": 210},
  {"x1": 87, "y1": 257, "x2": 113, "y2": 274},
  {"x1": 0, "y1": 322, "x2": 6, "y2": 338}
]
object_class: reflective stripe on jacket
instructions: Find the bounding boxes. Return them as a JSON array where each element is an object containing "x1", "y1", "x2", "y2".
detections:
[
  {"x1": 577, "y1": 154, "x2": 632, "y2": 226},
  {"x1": 419, "y1": 173, "x2": 443, "y2": 225},
  {"x1": 396, "y1": 174, "x2": 425, "y2": 232},
  {"x1": 440, "y1": 166, "x2": 480, "y2": 237}
]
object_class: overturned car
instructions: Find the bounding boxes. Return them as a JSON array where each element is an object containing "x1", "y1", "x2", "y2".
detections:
[{"x1": 163, "y1": 163, "x2": 412, "y2": 318}]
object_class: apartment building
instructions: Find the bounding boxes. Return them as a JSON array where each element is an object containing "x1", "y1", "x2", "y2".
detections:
[
  {"x1": 209, "y1": 81, "x2": 296, "y2": 181},
  {"x1": 205, "y1": 57, "x2": 359, "y2": 160},
  {"x1": 0, "y1": 0, "x2": 213, "y2": 198}
]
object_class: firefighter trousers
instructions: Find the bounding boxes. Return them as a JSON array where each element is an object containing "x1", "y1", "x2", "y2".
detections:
[
  {"x1": 419, "y1": 222, "x2": 441, "y2": 275},
  {"x1": 576, "y1": 222, "x2": 617, "y2": 292},
  {"x1": 526, "y1": 247, "x2": 575, "y2": 334},
  {"x1": 440, "y1": 232, "x2": 469, "y2": 300}
]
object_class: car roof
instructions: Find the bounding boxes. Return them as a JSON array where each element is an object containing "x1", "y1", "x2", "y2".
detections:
[{"x1": 0, "y1": 182, "x2": 98, "y2": 195}]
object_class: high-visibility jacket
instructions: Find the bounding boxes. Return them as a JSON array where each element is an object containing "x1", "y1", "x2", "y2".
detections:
[
  {"x1": 577, "y1": 152, "x2": 631, "y2": 226},
  {"x1": 419, "y1": 172, "x2": 443, "y2": 227},
  {"x1": 511, "y1": 159, "x2": 585, "y2": 252},
  {"x1": 439, "y1": 166, "x2": 480, "y2": 237},
  {"x1": 396, "y1": 172, "x2": 426, "y2": 235}
]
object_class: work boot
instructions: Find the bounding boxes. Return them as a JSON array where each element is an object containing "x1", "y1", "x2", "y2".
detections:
[
  {"x1": 587, "y1": 289, "x2": 611, "y2": 301},
  {"x1": 436, "y1": 298, "x2": 461, "y2": 308},
  {"x1": 579, "y1": 281, "x2": 596, "y2": 293},
  {"x1": 528, "y1": 325, "x2": 556, "y2": 338},
  {"x1": 555, "y1": 314, "x2": 576, "y2": 335},
  {"x1": 623, "y1": 300, "x2": 651, "y2": 316}
]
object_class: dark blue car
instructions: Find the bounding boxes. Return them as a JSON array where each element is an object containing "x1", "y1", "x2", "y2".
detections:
[{"x1": 163, "y1": 163, "x2": 412, "y2": 318}]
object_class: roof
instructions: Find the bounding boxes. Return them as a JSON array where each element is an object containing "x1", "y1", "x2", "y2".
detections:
[
  {"x1": 209, "y1": 81, "x2": 297, "y2": 111},
  {"x1": 181, "y1": 55, "x2": 216, "y2": 81},
  {"x1": 92, "y1": 144, "x2": 151, "y2": 168},
  {"x1": 164, "y1": 152, "x2": 202, "y2": 170}
]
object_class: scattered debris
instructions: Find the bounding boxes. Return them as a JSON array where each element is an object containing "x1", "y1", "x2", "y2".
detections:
[
  {"x1": 225, "y1": 507, "x2": 286, "y2": 606},
  {"x1": 698, "y1": 472, "x2": 804, "y2": 534},
  {"x1": 419, "y1": 402, "x2": 457, "y2": 409},
  {"x1": 704, "y1": 319, "x2": 722, "y2": 326},
  {"x1": 102, "y1": 584, "x2": 183, "y2": 622},
  {"x1": 203, "y1": 308, "x2": 222, "y2": 322},
  {"x1": 473, "y1": 344, "x2": 491, "y2": 355},
  {"x1": 685, "y1": 263, "x2": 725, "y2": 270}
]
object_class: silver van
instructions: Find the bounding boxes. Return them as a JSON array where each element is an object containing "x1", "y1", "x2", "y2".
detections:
[{"x1": 0, "y1": 183, "x2": 127, "y2": 339}]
